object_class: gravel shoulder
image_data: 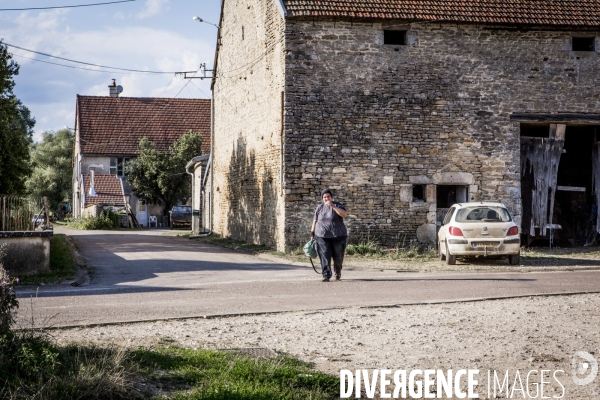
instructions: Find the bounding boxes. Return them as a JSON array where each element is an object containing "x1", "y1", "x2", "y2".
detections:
[
  {"x1": 261, "y1": 245, "x2": 600, "y2": 273},
  {"x1": 49, "y1": 293, "x2": 600, "y2": 398}
]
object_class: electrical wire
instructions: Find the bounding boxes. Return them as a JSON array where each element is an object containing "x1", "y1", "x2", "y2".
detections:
[
  {"x1": 4, "y1": 41, "x2": 191, "y2": 74},
  {"x1": 187, "y1": 79, "x2": 211, "y2": 99},
  {"x1": 77, "y1": 73, "x2": 197, "y2": 147},
  {"x1": 119, "y1": 68, "x2": 201, "y2": 138},
  {"x1": 12, "y1": 52, "x2": 131, "y2": 74},
  {"x1": 0, "y1": 0, "x2": 136, "y2": 11}
]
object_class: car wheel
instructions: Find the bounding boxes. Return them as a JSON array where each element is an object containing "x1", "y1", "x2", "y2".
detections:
[
  {"x1": 508, "y1": 254, "x2": 520, "y2": 265},
  {"x1": 439, "y1": 242, "x2": 446, "y2": 261},
  {"x1": 445, "y1": 241, "x2": 456, "y2": 265}
]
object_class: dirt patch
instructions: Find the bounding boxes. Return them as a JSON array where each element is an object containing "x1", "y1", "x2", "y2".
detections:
[
  {"x1": 260, "y1": 245, "x2": 600, "y2": 274},
  {"x1": 51, "y1": 293, "x2": 600, "y2": 398}
]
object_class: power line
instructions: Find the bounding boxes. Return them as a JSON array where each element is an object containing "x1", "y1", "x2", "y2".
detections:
[
  {"x1": 0, "y1": 0, "x2": 136, "y2": 11},
  {"x1": 12, "y1": 53, "x2": 131, "y2": 74},
  {"x1": 4, "y1": 42, "x2": 192, "y2": 74}
]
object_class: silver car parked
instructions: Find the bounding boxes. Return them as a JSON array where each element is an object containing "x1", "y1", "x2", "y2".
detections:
[{"x1": 438, "y1": 202, "x2": 521, "y2": 265}]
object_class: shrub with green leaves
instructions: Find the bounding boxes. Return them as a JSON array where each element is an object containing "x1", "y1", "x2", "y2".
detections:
[
  {"x1": 68, "y1": 210, "x2": 120, "y2": 230},
  {"x1": 0, "y1": 243, "x2": 18, "y2": 335},
  {"x1": 346, "y1": 238, "x2": 382, "y2": 256}
]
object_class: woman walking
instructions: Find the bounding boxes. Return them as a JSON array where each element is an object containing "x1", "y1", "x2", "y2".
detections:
[{"x1": 311, "y1": 189, "x2": 348, "y2": 282}]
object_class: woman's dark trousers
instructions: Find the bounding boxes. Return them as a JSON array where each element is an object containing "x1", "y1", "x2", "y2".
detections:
[{"x1": 315, "y1": 236, "x2": 347, "y2": 280}]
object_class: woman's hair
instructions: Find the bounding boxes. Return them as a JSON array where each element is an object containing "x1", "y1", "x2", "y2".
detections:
[{"x1": 321, "y1": 188, "x2": 333, "y2": 198}]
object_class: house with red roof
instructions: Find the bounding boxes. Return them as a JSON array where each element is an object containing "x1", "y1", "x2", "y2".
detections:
[
  {"x1": 72, "y1": 83, "x2": 211, "y2": 226},
  {"x1": 212, "y1": 0, "x2": 600, "y2": 251}
]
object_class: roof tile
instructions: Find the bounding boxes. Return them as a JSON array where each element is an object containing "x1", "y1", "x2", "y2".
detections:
[
  {"x1": 82, "y1": 174, "x2": 125, "y2": 206},
  {"x1": 77, "y1": 96, "x2": 211, "y2": 156},
  {"x1": 283, "y1": 0, "x2": 600, "y2": 27}
]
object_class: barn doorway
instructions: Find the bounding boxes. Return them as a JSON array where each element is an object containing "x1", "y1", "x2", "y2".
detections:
[{"x1": 520, "y1": 123, "x2": 599, "y2": 245}]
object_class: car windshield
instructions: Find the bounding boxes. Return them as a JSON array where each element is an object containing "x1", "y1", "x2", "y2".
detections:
[
  {"x1": 455, "y1": 206, "x2": 512, "y2": 222},
  {"x1": 173, "y1": 206, "x2": 190, "y2": 212}
]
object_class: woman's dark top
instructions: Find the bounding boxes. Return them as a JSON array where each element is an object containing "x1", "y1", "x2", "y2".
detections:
[{"x1": 314, "y1": 202, "x2": 347, "y2": 238}]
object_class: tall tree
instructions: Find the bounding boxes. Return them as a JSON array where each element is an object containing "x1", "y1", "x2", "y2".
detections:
[
  {"x1": 26, "y1": 129, "x2": 73, "y2": 209},
  {"x1": 0, "y1": 41, "x2": 34, "y2": 195},
  {"x1": 127, "y1": 131, "x2": 203, "y2": 215}
]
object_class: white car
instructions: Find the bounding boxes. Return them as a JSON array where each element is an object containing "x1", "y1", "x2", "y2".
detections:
[{"x1": 437, "y1": 202, "x2": 521, "y2": 265}]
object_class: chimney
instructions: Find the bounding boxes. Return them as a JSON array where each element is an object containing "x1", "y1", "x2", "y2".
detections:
[
  {"x1": 109, "y1": 79, "x2": 123, "y2": 98},
  {"x1": 89, "y1": 169, "x2": 97, "y2": 196}
]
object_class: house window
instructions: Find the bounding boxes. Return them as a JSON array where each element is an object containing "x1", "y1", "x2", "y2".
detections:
[
  {"x1": 437, "y1": 185, "x2": 468, "y2": 208},
  {"x1": 110, "y1": 157, "x2": 130, "y2": 177},
  {"x1": 137, "y1": 199, "x2": 146, "y2": 212},
  {"x1": 384, "y1": 30, "x2": 407, "y2": 45},
  {"x1": 412, "y1": 185, "x2": 425, "y2": 202},
  {"x1": 572, "y1": 37, "x2": 595, "y2": 52}
]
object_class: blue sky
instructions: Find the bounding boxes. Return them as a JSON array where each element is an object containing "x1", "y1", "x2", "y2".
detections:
[{"x1": 0, "y1": 0, "x2": 221, "y2": 141}]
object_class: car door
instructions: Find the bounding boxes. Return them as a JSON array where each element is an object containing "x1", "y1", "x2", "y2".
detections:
[{"x1": 438, "y1": 206, "x2": 456, "y2": 246}]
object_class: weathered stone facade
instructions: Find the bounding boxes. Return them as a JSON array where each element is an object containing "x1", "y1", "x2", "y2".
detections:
[
  {"x1": 213, "y1": 0, "x2": 600, "y2": 251},
  {"x1": 212, "y1": 0, "x2": 286, "y2": 249},
  {"x1": 282, "y1": 20, "x2": 599, "y2": 248}
]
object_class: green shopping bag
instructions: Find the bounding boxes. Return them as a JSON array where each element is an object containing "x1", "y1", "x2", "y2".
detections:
[{"x1": 303, "y1": 239, "x2": 317, "y2": 259}]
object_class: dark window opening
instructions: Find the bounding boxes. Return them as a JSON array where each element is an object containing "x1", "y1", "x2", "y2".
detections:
[
  {"x1": 110, "y1": 157, "x2": 131, "y2": 177},
  {"x1": 384, "y1": 30, "x2": 407, "y2": 45},
  {"x1": 572, "y1": 37, "x2": 595, "y2": 52},
  {"x1": 520, "y1": 123, "x2": 550, "y2": 138},
  {"x1": 436, "y1": 185, "x2": 468, "y2": 208},
  {"x1": 412, "y1": 185, "x2": 425, "y2": 202}
]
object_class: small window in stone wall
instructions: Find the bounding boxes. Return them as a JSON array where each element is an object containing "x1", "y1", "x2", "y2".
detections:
[
  {"x1": 572, "y1": 37, "x2": 595, "y2": 52},
  {"x1": 437, "y1": 185, "x2": 468, "y2": 208},
  {"x1": 384, "y1": 30, "x2": 407, "y2": 45},
  {"x1": 412, "y1": 185, "x2": 425, "y2": 202}
]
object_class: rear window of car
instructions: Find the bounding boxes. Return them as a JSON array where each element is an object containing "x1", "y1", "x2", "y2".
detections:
[
  {"x1": 173, "y1": 206, "x2": 191, "y2": 212},
  {"x1": 455, "y1": 207, "x2": 512, "y2": 222}
]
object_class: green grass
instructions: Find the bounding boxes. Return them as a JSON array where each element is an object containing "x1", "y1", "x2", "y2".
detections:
[
  {"x1": 18, "y1": 234, "x2": 80, "y2": 285},
  {"x1": 346, "y1": 239, "x2": 382, "y2": 256},
  {"x1": 0, "y1": 331, "x2": 143, "y2": 400},
  {"x1": 133, "y1": 347, "x2": 338, "y2": 400},
  {"x1": 190, "y1": 234, "x2": 270, "y2": 254},
  {"x1": 0, "y1": 333, "x2": 337, "y2": 400}
]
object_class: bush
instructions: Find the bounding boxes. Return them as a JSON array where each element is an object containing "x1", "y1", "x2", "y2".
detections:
[
  {"x1": 0, "y1": 243, "x2": 18, "y2": 335},
  {"x1": 346, "y1": 237, "x2": 382, "y2": 256},
  {"x1": 68, "y1": 210, "x2": 120, "y2": 230}
]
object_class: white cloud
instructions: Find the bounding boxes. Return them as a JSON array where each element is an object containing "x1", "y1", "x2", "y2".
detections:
[
  {"x1": 136, "y1": 0, "x2": 169, "y2": 19},
  {"x1": 0, "y1": 0, "x2": 218, "y2": 142}
]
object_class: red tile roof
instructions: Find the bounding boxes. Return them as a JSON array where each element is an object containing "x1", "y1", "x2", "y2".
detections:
[
  {"x1": 82, "y1": 174, "x2": 125, "y2": 206},
  {"x1": 77, "y1": 96, "x2": 211, "y2": 156},
  {"x1": 283, "y1": 0, "x2": 600, "y2": 27}
]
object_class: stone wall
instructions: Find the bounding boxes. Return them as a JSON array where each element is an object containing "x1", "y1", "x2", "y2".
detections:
[
  {"x1": 0, "y1": 231, "x2": 52, "y2": 276},
  {"x1": 212, "y1": 0, "x2": 286, "y2": 250},
  {"x1": 283, "y1": 20, "x2": 600, "y2": 247}
]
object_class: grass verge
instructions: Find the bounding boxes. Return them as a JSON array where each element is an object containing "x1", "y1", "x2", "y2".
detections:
[
  {"x1": 134, "y1": 347, "x2": 338, "y2": 399},
  {"x1": 0, "y1": 332, "x2": 337, "y2": 400},
  {"x1": 189, "y1": 234, "x2": 271, "y2": 254},
  {"x1": 17, "y1": 234, "x2": 80, "y2": 285}
]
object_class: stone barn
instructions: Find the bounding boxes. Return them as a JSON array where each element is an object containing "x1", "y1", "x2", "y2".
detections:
[{"x1": 211, "y1": 0, "x2": 600, "y2": 252}]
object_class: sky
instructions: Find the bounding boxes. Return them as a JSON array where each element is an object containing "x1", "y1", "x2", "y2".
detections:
[{"x1": 0, "y1": 0, "x2": 221, "y2": 141}]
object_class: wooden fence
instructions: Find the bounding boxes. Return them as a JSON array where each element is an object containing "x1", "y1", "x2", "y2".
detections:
[{"x1": 0, "y1": 196, "x2": 44, "y2": 231}]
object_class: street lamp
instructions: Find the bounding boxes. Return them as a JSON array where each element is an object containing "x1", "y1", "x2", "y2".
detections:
[{"x1": 193, "y1": 16, "x2": 220, "y2": 29}]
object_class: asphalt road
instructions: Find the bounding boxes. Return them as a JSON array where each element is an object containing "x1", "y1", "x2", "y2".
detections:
[{"x1": 15, "y1": 227, "x2": 600, "y2": 328}]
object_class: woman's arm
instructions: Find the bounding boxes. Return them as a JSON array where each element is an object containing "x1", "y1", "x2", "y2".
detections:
[
  {"x1": 311, "y1": 219, "x2": 316, "y2": 237},
  {"x1": 330, "y1": 204, "x2": 347, "y2": 218}
]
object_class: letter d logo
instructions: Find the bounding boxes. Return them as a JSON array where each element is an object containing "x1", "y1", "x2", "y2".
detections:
[{"x1": 572, "y1": 351, "x2": 598, "y2": 386}]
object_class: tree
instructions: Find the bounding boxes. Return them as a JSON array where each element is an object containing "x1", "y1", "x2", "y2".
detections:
[
  {"x1": 26, "y1": 129, "x2": 73, "y2": 209},
  {"x1": 127, "y1": 131, "x2": 203, "y2": 215},
  {"x1": 0, "y1": 41, "x2": 34, "y2": 195}
]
